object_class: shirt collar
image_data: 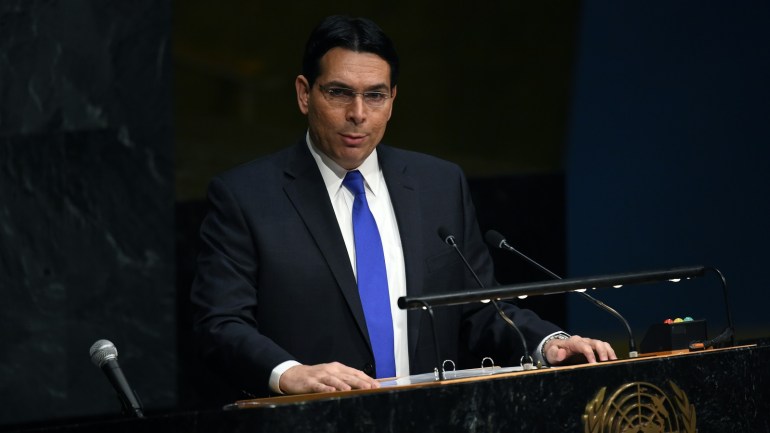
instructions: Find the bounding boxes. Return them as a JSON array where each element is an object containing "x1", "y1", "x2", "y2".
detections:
[{"x1": 306, "y1": 131, "x2": 382, "y2": 197}]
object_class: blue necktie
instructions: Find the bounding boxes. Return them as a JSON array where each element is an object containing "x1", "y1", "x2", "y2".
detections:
[{"x1": 342, "y1": 170, "x2": 396, "y2": 378}]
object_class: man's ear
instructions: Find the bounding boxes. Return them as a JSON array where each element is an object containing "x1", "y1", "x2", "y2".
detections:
[
  {"x1": 386, "y1": 84, "x2": 397, "y2": 120},
  {"x1": 295, "y1": 75, "x2": 311, "y2": 115}
]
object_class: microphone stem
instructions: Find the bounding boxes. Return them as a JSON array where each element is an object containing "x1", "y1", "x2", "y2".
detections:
[
  {"x1": 448, "y1": 239, "x2": 531, "y2": 363},
  {"x1": 416, "y1": 300, "x2": 446, "y2": 381},
  {"x1": 504, "y1": 243, "x2": 561, "y2": 281},
  {"x1": 448, "y1": 239, "x2": 486, "y2": 290},
  {"x1": 501, "y1": 240, "x2": 638, "y2": 357},
  {"x1": 575, "y1": 292, "x2": 637, "y2": 354},
  {"x1": 490, "y1": 300, "x2": 529, "y2": 358},
  {"x1": 705, "y1": 267, "x2": 735, "y2": 346}
]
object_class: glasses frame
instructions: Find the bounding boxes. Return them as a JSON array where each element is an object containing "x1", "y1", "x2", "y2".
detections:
[{"x1": 317, "y1": 84, "x2": 392, "y2": 108}]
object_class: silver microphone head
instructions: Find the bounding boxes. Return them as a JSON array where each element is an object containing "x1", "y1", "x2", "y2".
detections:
[{"x1": 89, "y1": 339, "x2": 118, "y2": 368}]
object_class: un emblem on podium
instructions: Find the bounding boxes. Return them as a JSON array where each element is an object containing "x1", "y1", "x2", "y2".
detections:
[{"x1": 583, "y1": 381, "x2": 696, "y2": 433}]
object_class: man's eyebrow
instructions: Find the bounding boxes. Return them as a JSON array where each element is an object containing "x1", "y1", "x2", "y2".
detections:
[
  {"x1": 364, "y1": 84, "x2": 391, "y2": 93},
  {"x1": 323, "y1": 81, "x2": 390, "y2": 92}
]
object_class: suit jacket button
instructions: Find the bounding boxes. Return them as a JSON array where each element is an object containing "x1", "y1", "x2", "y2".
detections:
[{"x1": 363, "y1": 363, "x2": 374, "y2": 376}]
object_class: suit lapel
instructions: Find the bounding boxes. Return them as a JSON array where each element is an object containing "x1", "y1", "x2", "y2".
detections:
[
  {"x1": 378, "y1": 146, "x2": 426, "y2": 363},
  {"x1": 282, "y1": 141, "x2": 371, "y2": 349}
]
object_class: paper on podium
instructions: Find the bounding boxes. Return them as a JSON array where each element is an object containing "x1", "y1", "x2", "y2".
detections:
[{"x1": 379, "y1": 365, "x2": 525, "y2": 387}]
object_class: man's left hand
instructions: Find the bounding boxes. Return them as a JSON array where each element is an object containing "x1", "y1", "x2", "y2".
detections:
[{"x1": 544, "y1": 335, "x2": 617, "y2": 365}]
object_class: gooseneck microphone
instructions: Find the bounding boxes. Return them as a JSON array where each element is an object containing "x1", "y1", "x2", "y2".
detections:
[
  {"x1": 484, "y1": 229, "x2": 638, "y2": 358},
  {"x1": 89, "y1": 339, "x2": 145, "y2": 418},
  {"x1": 438, "y1": 227, "x2": 534, "y2": 368}
]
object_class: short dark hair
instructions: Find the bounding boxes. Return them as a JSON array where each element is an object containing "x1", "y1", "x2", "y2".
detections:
[{"x1": 302, "y1": 15, "x2": 399, "y2": 89}]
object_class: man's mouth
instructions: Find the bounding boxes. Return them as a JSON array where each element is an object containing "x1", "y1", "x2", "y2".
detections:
[{"x1": 340, "y1": 133, "x2": 367, "y2": 145}]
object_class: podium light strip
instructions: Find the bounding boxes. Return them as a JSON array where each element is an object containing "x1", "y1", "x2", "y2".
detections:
[{"x1": 398, "y1": 266, "x2": 707, "y2": 310}]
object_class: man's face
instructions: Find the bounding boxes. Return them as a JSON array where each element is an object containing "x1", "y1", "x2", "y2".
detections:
[{"x1": 295, "y1": 47, "x2": 397, "y2": 170}]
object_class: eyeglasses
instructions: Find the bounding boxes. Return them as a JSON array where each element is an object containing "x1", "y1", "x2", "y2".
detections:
[{"x1": 318, "y1": 84, "x2": 392, "y2": 108}]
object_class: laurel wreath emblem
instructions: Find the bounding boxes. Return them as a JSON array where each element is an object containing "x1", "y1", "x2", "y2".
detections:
[{"x1": 583, "y1": 381, "x2": 696, "y2": 433}]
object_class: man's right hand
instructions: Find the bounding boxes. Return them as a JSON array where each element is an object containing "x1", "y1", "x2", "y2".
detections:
[{"x1": 278, "y1": 362, "x2": 381, "y2": 394}]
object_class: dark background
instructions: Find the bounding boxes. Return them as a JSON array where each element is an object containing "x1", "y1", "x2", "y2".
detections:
[
  {"x1": 565, "y1": 2, "x2": 770, "y2": 347},
  {"x1": 1, "y1": 0, "x2": 768, "y2": 428}
]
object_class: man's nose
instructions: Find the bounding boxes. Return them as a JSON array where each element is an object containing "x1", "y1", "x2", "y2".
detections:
[{"x1": 345, "y1": 95, "x2": 366, "y2": 125}]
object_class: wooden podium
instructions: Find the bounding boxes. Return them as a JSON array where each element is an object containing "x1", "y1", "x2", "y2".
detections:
[{"x1": 19, "y1": 345, "x2": 770, "y2": 433}]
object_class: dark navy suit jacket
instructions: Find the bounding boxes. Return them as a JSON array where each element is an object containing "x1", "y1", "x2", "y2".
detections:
[{"x1": 191, "y1": 140, "x2": 560, "y2": 396}]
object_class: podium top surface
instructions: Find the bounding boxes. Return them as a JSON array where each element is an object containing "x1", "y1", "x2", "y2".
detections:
[{"x1": 231, "y1": 344, "x2": 756, "y2": 409}]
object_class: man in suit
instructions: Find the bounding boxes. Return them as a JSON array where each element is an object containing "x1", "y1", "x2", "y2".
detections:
[{"x1": 191, "y1": 15, "x2": 615, "y2": 397}]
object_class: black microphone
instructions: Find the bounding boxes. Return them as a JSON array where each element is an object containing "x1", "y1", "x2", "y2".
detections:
[
  {"x1": 89, "y1": 339, "x2": 145, "y2": 418},
  {"x1": 485, "y1": 229, "x2": 638, "y2": 358},
  {"x1": 437, "y1": 227, "x2": 534, "y2": 369},
  {"x1": 437, "y1": 227, "x2": 483, "y2": 287}
]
